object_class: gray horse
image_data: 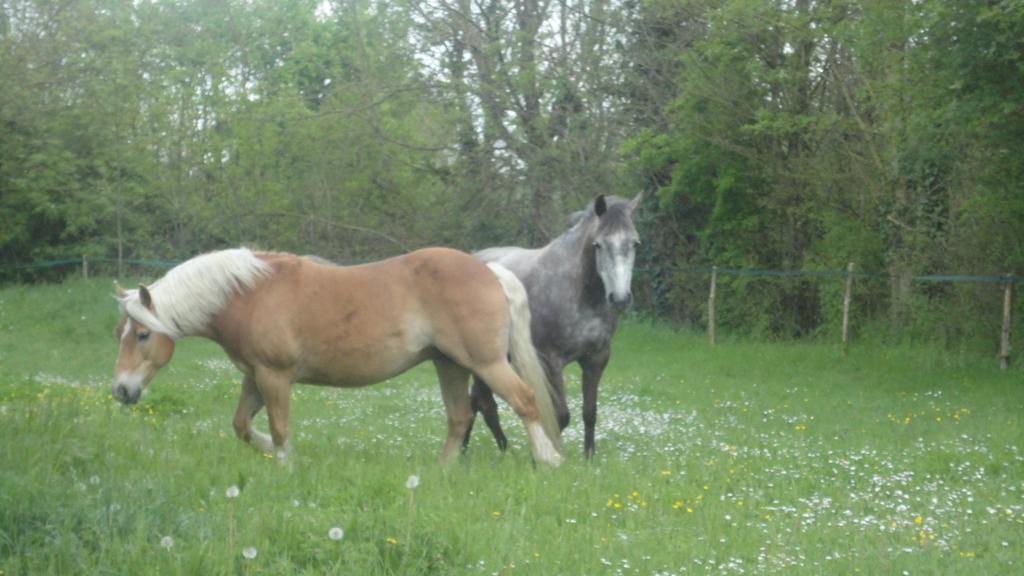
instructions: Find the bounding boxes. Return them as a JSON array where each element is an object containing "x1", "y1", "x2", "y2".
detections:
[{"x1": 463, "y1": 193, "x2": 642, "y2": 458}]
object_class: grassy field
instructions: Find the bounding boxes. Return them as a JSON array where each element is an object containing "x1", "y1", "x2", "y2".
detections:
[{"x1": 1, "y1": 277, "x2": 1022, "y2": 575}]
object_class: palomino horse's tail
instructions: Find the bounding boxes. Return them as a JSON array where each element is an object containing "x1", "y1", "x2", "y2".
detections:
[{"x1": 486, "y1": 263, "x2": 564, "y2": 455}]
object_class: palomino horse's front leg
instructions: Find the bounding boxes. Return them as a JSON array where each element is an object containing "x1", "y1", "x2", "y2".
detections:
[
  {"x1": 253, "y1": 367, "x2": 293, "y2": 462},
  {"x1": 232, "y1": 374, "x2": 274, "y2": 453},
  {"x1": 579, "y1": 349, "x2": 610, "y2": 459}
]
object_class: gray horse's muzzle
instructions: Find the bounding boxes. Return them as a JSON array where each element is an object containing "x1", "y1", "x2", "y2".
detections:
[{"x1": 608, "y1": 291, "x2": 633, "y2": 310}]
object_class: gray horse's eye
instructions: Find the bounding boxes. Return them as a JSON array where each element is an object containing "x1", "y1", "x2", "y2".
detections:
[{"x1": 593, "y1": 242, "x2": 602, "y2": 251}]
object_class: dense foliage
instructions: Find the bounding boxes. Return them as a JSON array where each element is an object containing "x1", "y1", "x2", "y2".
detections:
[{"x1": 1, "y1": 0, "x2": 1021, "y2": 345}]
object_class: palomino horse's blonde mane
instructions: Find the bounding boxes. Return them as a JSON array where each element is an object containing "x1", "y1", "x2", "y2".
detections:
[{"x1": 118, "y1": 248, "x2": 272, "y2": 340}]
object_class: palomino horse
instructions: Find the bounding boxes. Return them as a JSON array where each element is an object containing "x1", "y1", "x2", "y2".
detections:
[
  {"x1": 110, "y1": 247, "x2": 562, "y2": 466},
  {"x1": 464, "y1": 194, "x2": 642, "y2": 458}
]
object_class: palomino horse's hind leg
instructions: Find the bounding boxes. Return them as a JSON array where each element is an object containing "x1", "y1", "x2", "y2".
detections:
[
  {"x1": 464, "y1": 377, "x2": 508, "y2": 452},
  {"x1": 433, "y1": 358, "x2": 473, "y2": 465},
  {"x1": 474, "y1": 362, "x2": 562, "y2": 467},
  {"x1": 232, "y1": 374, "x2": 274, "y2": 453},
  {"x1": 253, "y1": 367, "x2": 293, "y2": 462}
]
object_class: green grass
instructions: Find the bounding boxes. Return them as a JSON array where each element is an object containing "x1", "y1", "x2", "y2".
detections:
[{"x1": 1, "y1": 277, "x2": 1022, "y2": 575}]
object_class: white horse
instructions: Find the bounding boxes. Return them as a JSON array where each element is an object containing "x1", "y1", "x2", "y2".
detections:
[{"x1": 464, "y1": 194, "x2": 642, "y2": 457}]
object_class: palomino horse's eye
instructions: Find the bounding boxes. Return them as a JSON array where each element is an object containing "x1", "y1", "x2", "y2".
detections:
[{"x1": 138, "y1": 331, "x2": 151, "y2": 342}]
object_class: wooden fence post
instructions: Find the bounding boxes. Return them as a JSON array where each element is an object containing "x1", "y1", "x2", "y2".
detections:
[
  {"x1": 82, "y1": 255, "x2": 89, "y2": 279},
  {"x1": 842, "y1": 261, "x2": 854, "y2": 351},
  {"x1": 708, "y1": 266, "x2": 717, "y2": 346},
  {"x1": 1000, "y1": 275, "x2": 1013, "y2": 370}
]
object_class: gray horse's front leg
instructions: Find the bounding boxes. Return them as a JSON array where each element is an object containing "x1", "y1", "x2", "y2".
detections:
[
  {"x1": 547, "y1": 365, "x2": 570, "y2": 431},
  {"x1": 465, "y1": 377, "x2": 508, "y2": 452},
  {"x1": 580, "y1": 349, "x2": 610, "y2": 459}
]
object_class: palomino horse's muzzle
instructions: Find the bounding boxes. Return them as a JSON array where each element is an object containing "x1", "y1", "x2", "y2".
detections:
[
  {"x1": 112, "y1": 372, "x2": 145, "y2": 405},
  {"x1": 113, "y1": 383, "x2": 142, "y2": 405}
]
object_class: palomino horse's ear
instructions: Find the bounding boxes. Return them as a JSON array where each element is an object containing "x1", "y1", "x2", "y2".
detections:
[
  {"x1": 139, "y1": 284, "x2": 154, "y2": 310},
  {"x1": 594, "y1": 195, "x2": 607, "y2": 217},
  {"x1": 114, "y1": 280, "x2": 126, "y2": 299},
  {"x1": 628, "y1": 192, "x2": 644, "y2": 212}
]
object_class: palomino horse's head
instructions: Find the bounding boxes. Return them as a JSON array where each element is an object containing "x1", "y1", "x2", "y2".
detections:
[
  {"x1": 112, "y1": 282, "x2": 175, "y2": 404},
  {"x1": 590, "y1": 193, "x2": 643, "y2": 310}
]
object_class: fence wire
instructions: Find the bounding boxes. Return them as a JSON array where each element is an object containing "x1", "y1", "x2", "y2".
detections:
[{"x1": 2, "y1": 258, "x2": 1018, "y2": 284}]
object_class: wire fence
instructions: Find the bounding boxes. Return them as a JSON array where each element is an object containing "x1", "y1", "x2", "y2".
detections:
[
  {"x1": 636, "y1": 263, "x2": 1014, "y2": 370},
  {"x1": 2, "y1": 255, "x2": 1016, "y2": 369},
  {"x1": 4, "y1": 257, "x2": 181, "y2": 272},
  {"x1": 3, "y1": 256, "x2": 1017, "y2": 283},
  {"x1": 637, "y1": 265, "x2": 1016, "y2": 284}
]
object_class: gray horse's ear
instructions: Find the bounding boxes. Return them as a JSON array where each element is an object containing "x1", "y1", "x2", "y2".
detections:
[
  {"x1": 628, "y1": 192, "x2": 644, "y2": 212},
  {"x1": 594, "y1": 195, "x2": 607, "y2": 217},
  {"x1": 139, "y1": 284, "x2": 153, "y2": 310}
]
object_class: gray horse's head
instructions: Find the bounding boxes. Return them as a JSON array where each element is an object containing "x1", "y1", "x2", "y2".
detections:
[{"x1": 589, "y1": 193, "x2": 643, "y2": 310}]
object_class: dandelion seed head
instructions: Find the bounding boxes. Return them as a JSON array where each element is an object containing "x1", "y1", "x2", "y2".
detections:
[
  {"x1": 329, "y1": 527, "x2": 344, "y2": 541},
  {"x1": 406, "y1": 475, "x2": 420, "y2": 490},
  {"x1": 160, "y1": 535, "x2": 173, "y2": 550},
  {"x1": 242, "y1": 546, "x2": 258, "y2": 560},
  {"x1": 226, "y1": 485, "x2": 240, "y2": 498}
]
